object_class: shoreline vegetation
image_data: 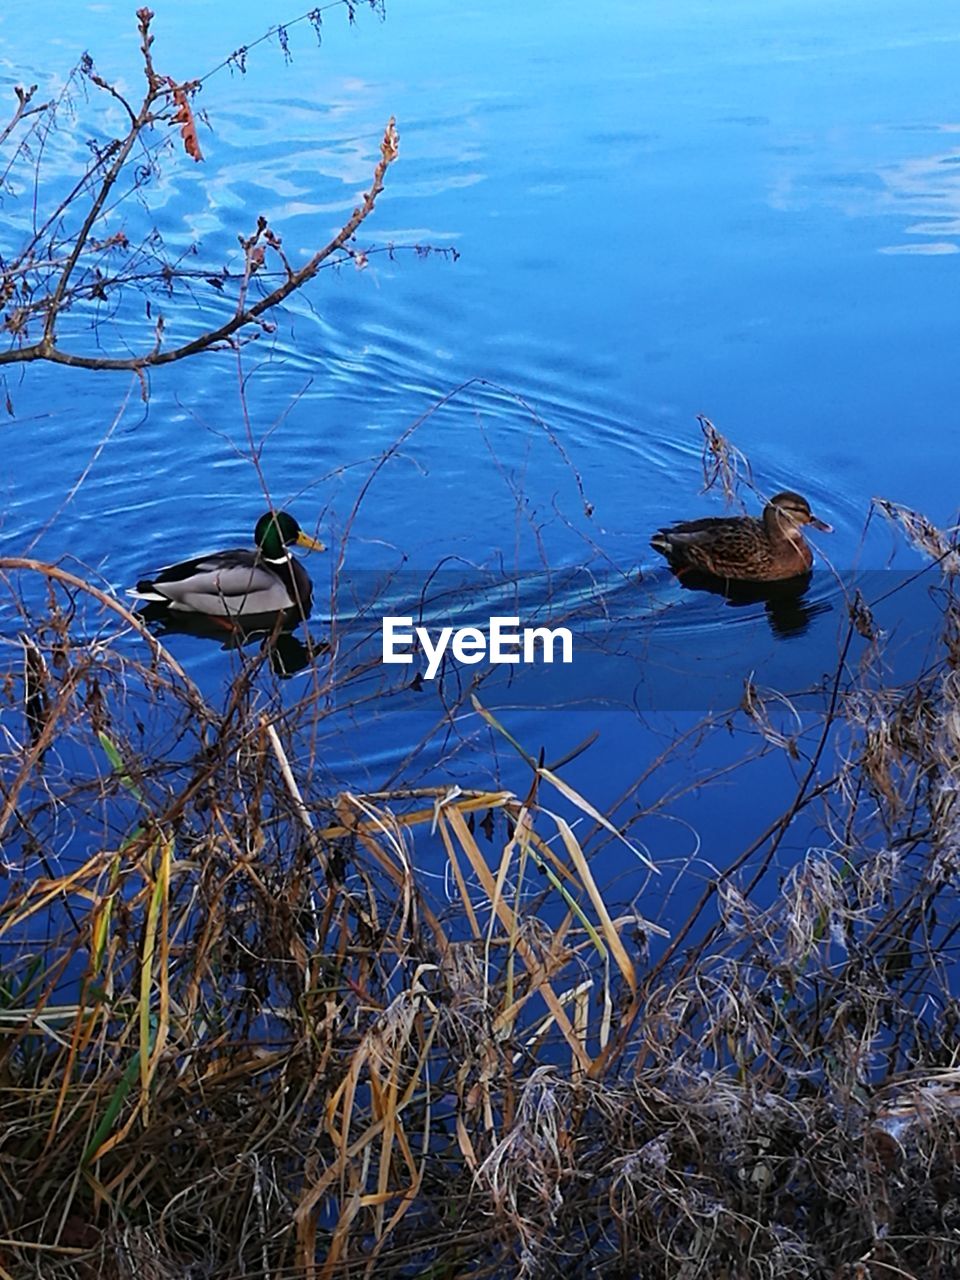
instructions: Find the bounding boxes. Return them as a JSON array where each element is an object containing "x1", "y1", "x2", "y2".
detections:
[
  {"x1": 3, "y1": 7, "x2": 960, "y2": 1278},
  {"x1": 5, "y1": 527, "x2": 960, "y2": 1280},
  {"x1": 4, "y1": 519, "x2": 960, "y2": 1279}
]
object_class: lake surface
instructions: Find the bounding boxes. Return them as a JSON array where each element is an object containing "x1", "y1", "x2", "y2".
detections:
[{"x1": 1, "y1": 0, "x2": 958, "y2": 933}]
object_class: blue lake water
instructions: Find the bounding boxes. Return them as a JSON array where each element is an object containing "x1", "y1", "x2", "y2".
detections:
[{"x1": 1, "y1": 0, "x2": 958, "y2": 935}]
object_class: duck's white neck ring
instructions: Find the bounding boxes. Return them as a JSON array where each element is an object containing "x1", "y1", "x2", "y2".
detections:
[{"x1": 262, "y1": 551, "x2": 292, "y2": 565}]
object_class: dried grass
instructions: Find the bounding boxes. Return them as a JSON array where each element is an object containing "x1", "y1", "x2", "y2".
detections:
[{"x1": 3, "y1": 534, "x2": 960, "y2": 1279}]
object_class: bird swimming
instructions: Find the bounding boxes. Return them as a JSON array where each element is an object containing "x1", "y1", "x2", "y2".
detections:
[
  {"x1": 129, "y1": 510, "x2": 325, "y2": 625},
  {"x1": 651, "y1": 490, "x2": 832, "y2": 582}
]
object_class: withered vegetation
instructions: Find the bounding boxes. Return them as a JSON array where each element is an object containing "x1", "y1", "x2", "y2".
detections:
[{"x1": 2, "y1": 501, "x2": 960, "y2": 1280}]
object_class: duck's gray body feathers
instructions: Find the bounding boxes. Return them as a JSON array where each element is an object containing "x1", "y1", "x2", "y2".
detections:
[{"x1": 130, "y1": 549, "x2": 312, "y2": 618}]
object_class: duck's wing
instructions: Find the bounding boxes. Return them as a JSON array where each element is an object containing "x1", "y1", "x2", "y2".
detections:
[
  {"x1": 130, "y1": 549, "x2": 297, "y2": 616},
  {"x1": 654, "y1": 514, "x2": 758, "y2": 541},
  {"x1": 651, "y1": 517, "x2": 772, "y2": 577}
]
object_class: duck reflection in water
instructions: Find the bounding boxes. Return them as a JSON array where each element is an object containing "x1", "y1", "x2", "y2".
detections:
[
  {"x1": 670, "y1": 568, "x2": 831, "y2": 638},
  {"x1": 135, "y1": 606, "x2": 328, "y2": 678}
]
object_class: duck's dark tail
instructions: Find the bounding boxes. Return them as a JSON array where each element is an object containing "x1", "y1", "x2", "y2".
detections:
[{"x1": 128, "y1": 580, "x2": 169, "y2": 603}]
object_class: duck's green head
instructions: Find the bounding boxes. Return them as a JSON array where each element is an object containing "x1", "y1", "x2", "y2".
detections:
[{"x1": 254, "y1": 510, "x2": 326, "y2": 561}]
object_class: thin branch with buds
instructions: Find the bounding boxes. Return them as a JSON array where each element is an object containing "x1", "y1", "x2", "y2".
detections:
[{"x1": 0, "y1": 9, "x2": 405, "y2": 385}]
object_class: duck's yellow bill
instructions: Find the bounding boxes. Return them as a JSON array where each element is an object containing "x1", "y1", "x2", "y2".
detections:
[{"x1": 296, "y1": 530, "x2": 326, "y2": 552}]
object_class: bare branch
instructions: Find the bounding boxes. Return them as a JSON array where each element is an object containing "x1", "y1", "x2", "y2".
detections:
[
  {"x1": 35, "y1": 15, "x2": 171, "y2": 349},
  {"x1": 0, "y1": 8, "x2": 444, "y2": 395},
  {"x1": 137, "y1": 6, "x2": 162, "y2": 93},
  {"x1": 0, "y1": 84, "x2": 49, "y2": 148},
  {"x1": 1, "y1": 116, "x2": 400, "y2": 372}
]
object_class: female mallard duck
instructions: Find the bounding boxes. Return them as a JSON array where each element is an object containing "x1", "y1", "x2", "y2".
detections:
[
  {"x1": 651, "y1": 491, "x2": 831, "y2": 582},
  {"x1": 129, "y1": 510, "x2": 325, "y2": 624}
]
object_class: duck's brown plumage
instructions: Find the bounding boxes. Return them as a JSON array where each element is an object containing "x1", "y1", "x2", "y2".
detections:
[{"x1": 651, "y1": 490, "x2": 831, "y2": 582}]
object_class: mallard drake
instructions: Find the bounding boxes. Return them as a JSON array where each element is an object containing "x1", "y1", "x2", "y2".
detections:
[
  {"x1": 129, "y1": 511, "x2": 325, "y2": 624},
  {"x1": 651, "y1": 491, "x2": 831, "y2": 582}
]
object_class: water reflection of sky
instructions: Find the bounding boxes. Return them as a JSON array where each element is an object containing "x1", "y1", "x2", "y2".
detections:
[
  {"x1": 1, "y1": 1, "x2": 958, "y2": 907},
  {"x1": 769, "y1": 121, "x2": 960, "y2": 256}
]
